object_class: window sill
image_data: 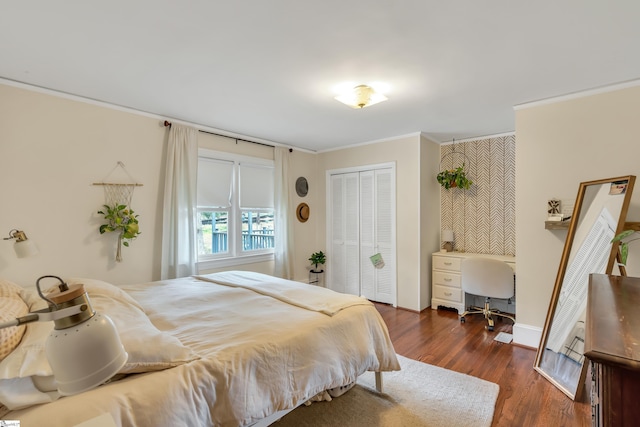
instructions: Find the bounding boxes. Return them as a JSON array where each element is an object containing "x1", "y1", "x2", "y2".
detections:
[{"x1": 197, "y1": 253, "x2": 274, "y2": 271}]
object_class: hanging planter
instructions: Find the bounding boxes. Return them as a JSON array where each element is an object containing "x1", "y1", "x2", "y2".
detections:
[
  {"x1": 98, "y1": 204, "x2": 141, "y2": 262},
  {"x1": 437, "y1": 164, "x2": 473, "y2": 190},
  {"x1": 437, "y1": 140, "x2": 473, "y2": 190}
]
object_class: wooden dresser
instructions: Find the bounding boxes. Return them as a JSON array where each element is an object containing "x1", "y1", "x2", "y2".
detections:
[
  {"x1": 585, "y1": 274, "x2": 640, "y2": 427},
  {"x1": 431, "y1": 251, "x2": 515, "y2": 314}
]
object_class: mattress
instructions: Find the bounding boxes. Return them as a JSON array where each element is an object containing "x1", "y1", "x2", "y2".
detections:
[{"x1": 3, "y1": 271, "x2": 399, "y2": 427}]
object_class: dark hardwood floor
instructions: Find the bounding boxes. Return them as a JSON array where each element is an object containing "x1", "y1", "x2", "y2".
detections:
[{"x1": 374, "y1": 303, "x2": 591, "y2": 427}]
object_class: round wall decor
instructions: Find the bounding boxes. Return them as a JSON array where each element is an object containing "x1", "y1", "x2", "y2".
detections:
[
  {"x1": 296, "y1": 202, "x2": 310, "y2": 222},
  {"x1": 295, "y1": 177, "x2": 309, "y2": 197}
]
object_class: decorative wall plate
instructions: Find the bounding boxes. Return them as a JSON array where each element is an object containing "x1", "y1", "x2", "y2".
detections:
[
  {"x1": 296, "y1": 203, "x2": 310, "y2": 222},
  {"x1": 295, "y1": 177, "x2": 309, "y2": 197}
]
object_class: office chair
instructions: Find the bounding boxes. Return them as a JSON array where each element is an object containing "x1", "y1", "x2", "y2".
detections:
[{"x1": 459, "y1": 257, "x2": 515, "y2": 331}]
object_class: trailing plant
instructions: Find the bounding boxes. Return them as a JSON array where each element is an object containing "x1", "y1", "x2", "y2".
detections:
[
  {"x1": 436, "y1": 164, "x2": 473, "y2": 190},
  {"x1": 98, "y1": 204, "x2": 141, "y2": 262},
  {"x1": 309, "y1": 251, "x2": 326, "y2": 272},
  {"x1": 611, "y1": 229, "x2": 640, "y2": 265}
]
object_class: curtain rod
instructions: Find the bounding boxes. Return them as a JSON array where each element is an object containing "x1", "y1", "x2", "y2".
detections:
[{"x1": 163, "y1": 120, "x2": 292, "y2": 152}]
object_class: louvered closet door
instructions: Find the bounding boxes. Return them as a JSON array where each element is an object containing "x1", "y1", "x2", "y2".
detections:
[
  {"x1": 329, "y1": 173, "x2": 360, "y2": 295},
  {"x1": 328, "y1": 165, "x2": 396, "y2": 305},
  {"x1": 373, "y1": 168, "x2": 395, "y2": 304},
  {"x1": 359, "y1": 171, "x2": 375, "y2": 299},
  {"x1": 360, "y1": 168, "x2": 395, "y2": 304}
]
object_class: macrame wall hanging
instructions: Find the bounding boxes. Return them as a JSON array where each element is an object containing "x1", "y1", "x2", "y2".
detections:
[{"x1": 93, "y1": 162, "x2": 143, "y2": 262}]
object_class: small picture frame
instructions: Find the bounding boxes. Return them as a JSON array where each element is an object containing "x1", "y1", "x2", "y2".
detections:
[
  {"x1": 548, "y1": 199, "x2": 561, "y2": 215},
  {"x1": 609, "y1": 180, "x2": 628, "y2": 195}
]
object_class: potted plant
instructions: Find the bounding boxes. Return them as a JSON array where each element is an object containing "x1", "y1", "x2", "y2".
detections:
[
  {"x1": 98, "y1": 204, "x2": 141, "y2": 262},
  {"x1": 309, "y1": 251, "x2": 326, "y2": 273},
  {"x1": 436, "y1": 164, "x2": 473, "y2": 190},
  {"x1": 611, "y1": 229, "x2": 640, "y2": 265}
]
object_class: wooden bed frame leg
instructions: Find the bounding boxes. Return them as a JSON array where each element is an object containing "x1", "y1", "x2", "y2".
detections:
[{"x1": 375, "y1": 371, "x2": 383, "y2": 393}]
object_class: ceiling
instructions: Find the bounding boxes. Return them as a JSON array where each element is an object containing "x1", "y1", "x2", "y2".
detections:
[{"x1": 2, "y1": 1, "x2": 640, "y2": 152}]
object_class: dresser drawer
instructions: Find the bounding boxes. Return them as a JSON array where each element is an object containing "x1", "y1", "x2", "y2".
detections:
[
  {"x1": 433, "y1": 255, "x2": 461, "y2": 272},
  {"x1": 431, "y1": 251, "x2": 516, "y2": 313},
  {"x1": 433, "y1": 284, "x2": 462, "y2": 303},
  {"x1": 433, "y1": 271, "x2": 461, "y2": 288}
]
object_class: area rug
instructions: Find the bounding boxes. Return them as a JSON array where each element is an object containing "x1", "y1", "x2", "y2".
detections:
[{"x1": 276, "y1": 355, "x2": 499, "y2": 427}]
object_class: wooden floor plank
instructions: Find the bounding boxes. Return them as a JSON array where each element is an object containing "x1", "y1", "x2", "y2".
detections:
[{"x1": 374, "y1": 303, "x2": 591, "y2": 427}]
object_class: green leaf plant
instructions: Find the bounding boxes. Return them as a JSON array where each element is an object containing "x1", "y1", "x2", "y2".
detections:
[
  {"x1": 611, "y1": 229, "x2": 639, "y2": 266},
  {"x1": 98, "y1": 204, "x2": 141, "y2": 261},
  {"x1": 436, "y1": 164, "x2": 473, "y2": 190},
  {"x1": 309, "y1": 251, "x2": 326, "y2": 272}
]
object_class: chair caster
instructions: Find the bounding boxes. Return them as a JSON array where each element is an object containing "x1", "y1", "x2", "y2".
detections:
[
  {"x1": 460, "y1": 317, "x2": 465, "y2": 323},
  {"x1": 487, "y1": 325, "x2": 494, "y2": 331}
]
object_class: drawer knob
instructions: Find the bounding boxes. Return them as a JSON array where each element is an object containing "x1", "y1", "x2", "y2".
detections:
[
  {"x1": 444, "y1": 278, "x2": 452, "y2": 282},
  {"x1": 444, "y1": 292, "x2": 452, "y2": 296},
  {"x1": 444, "y1": 262, "x2": 452, "y2": 266}
]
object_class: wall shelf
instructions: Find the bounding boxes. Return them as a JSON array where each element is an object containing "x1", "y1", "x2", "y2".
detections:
[
  {"x1": 545, "y1": 220, "x2": 570, "y2": 230},
  {"x1": 545, "y1": 220, "x2": 640, "y2": 231}
]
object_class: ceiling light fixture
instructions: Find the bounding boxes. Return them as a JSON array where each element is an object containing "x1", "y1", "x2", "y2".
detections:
[{"x1": 334, "y1": 84, "x2": 388, "y2": 109}]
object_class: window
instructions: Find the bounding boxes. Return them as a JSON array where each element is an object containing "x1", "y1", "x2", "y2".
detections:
[{"x1": 197, "y1": 149, "x2": 275, "y2": 268}]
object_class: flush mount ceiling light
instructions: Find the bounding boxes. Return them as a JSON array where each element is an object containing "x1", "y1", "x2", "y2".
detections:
[{"x1": 334, "y1": 84, "x2": 388, "y2": 109}]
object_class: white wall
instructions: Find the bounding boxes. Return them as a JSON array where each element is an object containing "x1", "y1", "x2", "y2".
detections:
[
  {"x1": 0, "y1": 83, "x2": 166, "y2": 286},
  {"x1": 420, "y1": 134, "x2": 442, "y2": 309},
  {"x1": 514, "y1": 83, "x2": 640, "y2": 347},
  {"x1": 0, "y1": 82, "x2": 319, "y2": 286},
  {"x1": 289, "y1": 150, "x2": 324, "y2": 282},
  {"x1": 318, "y1": 134, "x2": 441, "y2": 311}
]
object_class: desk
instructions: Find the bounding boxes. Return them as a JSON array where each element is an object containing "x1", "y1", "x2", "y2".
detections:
[{"x1": 431, "y1": 251, "x2": 516, "y2": 314}]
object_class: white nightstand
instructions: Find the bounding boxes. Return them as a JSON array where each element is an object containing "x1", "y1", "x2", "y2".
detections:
[{"x1": 431, "y1": 252, "x2": 516, "y2": 314}]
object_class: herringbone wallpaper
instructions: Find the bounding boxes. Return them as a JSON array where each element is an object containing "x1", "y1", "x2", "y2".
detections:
[{"x1": 440, "y1": 135, "x2": 515, "y2": 256}]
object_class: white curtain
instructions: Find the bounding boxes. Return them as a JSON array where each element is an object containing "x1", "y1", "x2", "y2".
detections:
[
  {"x1": 274, "y1": 147, "x2": 294, "y2": 279},
  {"x1": 161, "y1": 124, "x2": 199, "y2": 279}
]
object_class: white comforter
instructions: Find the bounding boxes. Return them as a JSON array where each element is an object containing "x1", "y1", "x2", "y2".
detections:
[{"x1": 7, "y1": 272, "x2": 399, "y2": 427}]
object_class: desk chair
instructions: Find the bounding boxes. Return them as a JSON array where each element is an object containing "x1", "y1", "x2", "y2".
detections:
[{"x1": 459, "y1": 257, "x2": 515, "y2": 331}]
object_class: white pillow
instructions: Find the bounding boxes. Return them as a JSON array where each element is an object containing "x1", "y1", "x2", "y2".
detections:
[
  {"x1": 0, "y1": 277, "x2": 199, "y2": 409},
  {"x1": 0, "y1": 376, "x2": 59, "y2": 410},
  {"x1": 65, "y1": 278, "x2": 200, "y2": 374}
]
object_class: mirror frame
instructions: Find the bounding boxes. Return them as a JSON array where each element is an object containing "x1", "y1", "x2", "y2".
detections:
[{"x1": 534, "y1": 175, "x2": 636, "y2": 400}]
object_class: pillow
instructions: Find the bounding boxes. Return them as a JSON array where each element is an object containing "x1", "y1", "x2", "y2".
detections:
[
  {"x1": 0, "y1": 376, "x2": 59, "y2": 410},
  {"x1": 64, "y1": 278, "x2": 200, "y2": 374},
  {"x1": 0, "y1": 279, "x2": 29, "y2": 360},
  {"x1": 0, "y1": 278, "x2": 199, "y2": 409}
]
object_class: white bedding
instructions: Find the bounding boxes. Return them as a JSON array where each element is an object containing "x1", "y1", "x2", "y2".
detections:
[{"x1": 5, "y1": 272, "x2": 399, "y2": 426}]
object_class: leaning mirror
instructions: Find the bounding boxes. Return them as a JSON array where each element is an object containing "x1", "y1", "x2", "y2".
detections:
[{"x1": 534, "y1": 175, "x2": 636, "y2": 400}]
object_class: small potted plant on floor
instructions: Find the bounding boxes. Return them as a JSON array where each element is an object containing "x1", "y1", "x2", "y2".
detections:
[
  {"x1": 436, "y1": 164, "x2": 473, "y2": 190},
  {"x1": 309, "y1": 251, "x2": 326, "y2": 273}
]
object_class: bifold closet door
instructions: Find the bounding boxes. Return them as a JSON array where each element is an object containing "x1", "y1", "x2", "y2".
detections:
[
  {"x1": 329, "y1": 172, "x2": 360, "y2": 295},
  {"x1": 328, "y1": 167, "x2": 396, "y2": 305},
  {"x1": 359, "y1": 168, "x2": 395, "y2": 305}
]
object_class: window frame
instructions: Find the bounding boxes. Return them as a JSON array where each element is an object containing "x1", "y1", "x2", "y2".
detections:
[{"x1": 196, "y1": 148, "x2": 275, "y2": 271}]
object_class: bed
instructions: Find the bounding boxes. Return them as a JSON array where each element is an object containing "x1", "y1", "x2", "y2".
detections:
[{"x1": 0, "y1": 271, "x2": 400, "y2": 426}]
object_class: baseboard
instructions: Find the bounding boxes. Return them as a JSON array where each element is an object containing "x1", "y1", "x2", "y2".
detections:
[{"x1": 513, "y1": 322, "x2": 542, "y2": 349}]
